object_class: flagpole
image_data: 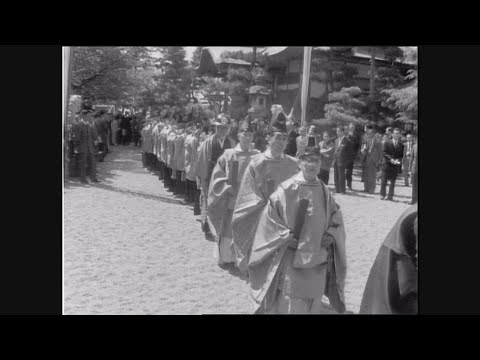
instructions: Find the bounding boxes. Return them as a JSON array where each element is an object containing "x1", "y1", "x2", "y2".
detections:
[{"x1": 300, "y1": 46, "x2": 312, "y2": 127}]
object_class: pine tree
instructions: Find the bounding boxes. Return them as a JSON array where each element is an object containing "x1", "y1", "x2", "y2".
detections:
[{"x1": 191, "y1": 47, "x2": 204, "y2": 67}]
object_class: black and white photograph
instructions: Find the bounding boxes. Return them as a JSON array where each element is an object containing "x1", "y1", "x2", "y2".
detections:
[{"x1": 63, "y1": 46, "x2": 418, "y2": 315}]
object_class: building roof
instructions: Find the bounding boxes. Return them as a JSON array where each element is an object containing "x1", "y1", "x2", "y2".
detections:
[
  {"x1": 216, "y1": 58, "x2": 251, "y2": 66},
  {"x1": 248, "y1": 85, "x2": 272, "y2": 95}
]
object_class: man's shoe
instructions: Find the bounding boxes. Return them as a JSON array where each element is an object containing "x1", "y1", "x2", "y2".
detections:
[
  {"x1": 387, "y1": 197, "x2": 393, "y2": 201},
  {"x1": 80, "y1": 179, "x2": 88, "y2": 184},
  {"x1": 90, "y1": 178, "x2": 100, "y2": 183},
  {"x1": 381, "y1": 196, "x2": 386, "y2": 200}
]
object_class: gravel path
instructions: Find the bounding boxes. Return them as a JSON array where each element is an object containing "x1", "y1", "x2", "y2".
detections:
[{"x1": 63, "y1": 145, "x2": 411, "y2": 314}]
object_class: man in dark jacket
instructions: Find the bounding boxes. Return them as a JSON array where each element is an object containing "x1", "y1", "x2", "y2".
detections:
[
  {"x1": 410, "y1": 138, "x2": 418, "y2": 205},
  {"x1": 71, "y1": 110, "x2": 100, "y2": 184},
  {"x1": 380, "y1": 128, "x2": 404, "y2": 201},
  {"x1": 332, "y1": 126, "x2": 350, "y2": 194},
  {"x1": 345, "y1": 123, "x2": 360, "y2": 191}
]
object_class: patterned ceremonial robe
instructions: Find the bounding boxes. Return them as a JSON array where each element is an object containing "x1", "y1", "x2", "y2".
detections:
[
  {"x1": 196, "y1": 133, "x2": 236, "y2": 226},
  {"x1": 231, "y1": 149, "x2": 299, "y2": 273},
  {"x1": 207, "y1": 144, "x2": 260, "y2": 264},
  {"x1": 248, "y1": 172, "x2": 347, "y2": 314}
]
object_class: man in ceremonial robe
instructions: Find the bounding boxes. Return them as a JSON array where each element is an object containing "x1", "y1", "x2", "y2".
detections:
[
  {"x1": 166, "y1": 125, "x2": 178, "y2": 192},
  {"x1": 151, "y1": 120, "x2": 163, "y2": 176},
  {"x1": 361, "y1": 124, "x2": 383, "y2": 194},
  {"x1": 173, "y1": 124, "x2": 187, "y2": 196},
  {"x1": 159, "y1": 120, "x2": 171, "y2": 184},
  {"x1": 207, "y1": 117, "x2": 260, "y2": 265},
  {"x1": 196, "y1": 114, "x2": 236, "y2": 236},
  {"x1": 248, "y1": 145, "x2": 347, "y2": 314},
  {"x1": 232, "y1": 113, "x2": 299, "y2": 274},
  {"x1": 141, "y1": 121, "x2": 153, "y2": 171},
  {"x1": 360, "y1": 203, "x2": 418, "y2": 314}
]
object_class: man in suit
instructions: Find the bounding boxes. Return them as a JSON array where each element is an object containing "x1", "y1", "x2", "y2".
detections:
[
  {"x1": 345, "y1": 123, "x2": 360, "y2": 191},
  {"x1": 410, "y1": 138, "x2": 417, "y2": 204},
  {"x1": 402, "y1": 133, "x2": 414, "y2": 187},
  {"x1": 380, "y1": 128, "x2": 404, "y2": 201},
  {"x1": 333, "y1": 126, "x2": 349, "y2": 194},
  {"x1": 386, "y1": 127, "x2": 393, "y2": 139}
]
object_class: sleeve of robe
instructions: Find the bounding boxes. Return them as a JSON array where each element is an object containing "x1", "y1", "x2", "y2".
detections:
[
  {"x1": 247, "y1": 190, "x2": 292, "y2": 308},
  {"x1": 207, "y1": 153, "x2": 233, "y2": 238},
  {"x1": 359, "y1": 204, "x2": 418, "y2": 314},
  {"x1": 231, "y1": 160, "x2": 268, "y2": 263}
]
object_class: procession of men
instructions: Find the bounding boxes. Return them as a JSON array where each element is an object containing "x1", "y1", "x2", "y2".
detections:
[{"x1": 129, "y1": 104, "x2": 418, "y2": 314}]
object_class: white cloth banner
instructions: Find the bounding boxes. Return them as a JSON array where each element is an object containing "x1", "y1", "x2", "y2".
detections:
[{"x1": 301, "y1": 47, "x2": 312, "y2": 126}]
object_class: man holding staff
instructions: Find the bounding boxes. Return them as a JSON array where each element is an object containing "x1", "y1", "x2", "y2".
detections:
[{"x1": 248, "y1": 145, "x2": 347, "y2": 314}]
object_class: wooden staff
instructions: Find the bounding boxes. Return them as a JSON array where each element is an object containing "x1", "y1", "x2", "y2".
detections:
[
  {"x1": 293, "y1": 198, "x2": 309, "y2": 240},
  {"x1": 231, "y1": 160, "x2": 239, "y2": 190}
]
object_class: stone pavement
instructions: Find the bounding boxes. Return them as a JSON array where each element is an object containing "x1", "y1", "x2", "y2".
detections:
[{"x1": 63, "y1": 145, "x2": 412, "y2": 314}]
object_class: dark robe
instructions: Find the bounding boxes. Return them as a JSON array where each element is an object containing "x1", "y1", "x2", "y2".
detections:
[{"x1": 359, "y1": 204, "x2": 418, "y2": 314}]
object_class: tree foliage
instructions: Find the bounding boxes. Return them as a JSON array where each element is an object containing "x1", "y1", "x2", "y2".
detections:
[
  {"x1": 155, "y1": 47, "x2": 193, "y2": 107},
  {"x1": 382, "y1": 47, "x2": 418, "y2": 123},
  {"x1": 71, "y1": 47, "x2": 155, "y2": 102},
  {"x1": 191, "y1": 46, "x2": 204, "y2": 67},
  {"x1": 324, "y1": 86, "x2": 369, "y2": 126}
]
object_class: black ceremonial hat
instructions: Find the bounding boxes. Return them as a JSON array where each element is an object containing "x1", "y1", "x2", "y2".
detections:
[
  {"x1": 239, "y1": 116, "x2": 255, "y2": 133},
  {"x1": 300, "y1": 145, "x2": 321, "y2": 159},
  {"x1": 269, "y1": 112, "x2": 288, "y2": 134}
]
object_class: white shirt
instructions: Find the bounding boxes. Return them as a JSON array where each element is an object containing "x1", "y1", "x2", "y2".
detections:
[{"x1": 218, "y1": 137, "x2": 225, "y2": 148}]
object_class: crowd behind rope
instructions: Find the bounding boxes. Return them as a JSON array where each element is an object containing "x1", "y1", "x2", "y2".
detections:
[{"x1": 65, "y1": 103, "x2": 417, "y2": 314}]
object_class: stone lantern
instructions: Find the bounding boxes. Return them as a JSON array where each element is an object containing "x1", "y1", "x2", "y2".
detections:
[{"x1": 247, "y1": 68, "x2": 272, "y2": 121}]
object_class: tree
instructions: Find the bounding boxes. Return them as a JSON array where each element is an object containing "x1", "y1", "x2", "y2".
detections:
[
  {"x1": 71, "y1": 46, "x2": 153, "y2": 102},
  {"x1": 156, "y1": 47, "x2": 192, "y2": 107},
  {"x1": 324, "y1": 86, "x2": 369, "y2": 127},
  {"x1": 191, "y1": 46, "x2": 204, "y2": 68},
  {"x1": 382, "y1": 47, "x2": 418, "y2": 125}
]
